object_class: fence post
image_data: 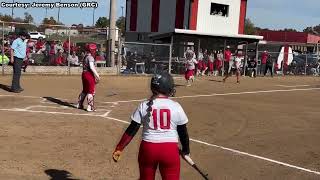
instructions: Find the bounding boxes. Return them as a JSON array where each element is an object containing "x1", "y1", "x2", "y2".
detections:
[
  {"x1": 67, "y1": 27, "x2": 71, "y2": 75},
  {"x1": 117, "y1": 30, "x2": 122, "y2": 75},
  {"x1": 255, "y1": 42, "x2": 259, "y2": 76},
  {"x1": 305, "y1": 53, "x2": 308, "y2": 76},
  {"x1": 317, "y1": 42, "x2": 319, "y2": 61},
  {"x1": 281, "y1": 51, "x2": 285, "y2": 76},
  {"x1": 222, "y1": 39, "x2": 226, "y2": 76},
  {"x1": 169, "y1": 36, "x2": 173, "y2": 74},
  {"x1": 243, "y1": 41, "x2": 248, "y2": 76},
  {"x1": 2, "y1": 22, "x2": 4, "y2": 76}
]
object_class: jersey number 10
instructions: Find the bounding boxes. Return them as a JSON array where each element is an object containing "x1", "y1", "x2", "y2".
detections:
[{"x1": 151, "y1": 109, "x2": 171, "y2": 130}]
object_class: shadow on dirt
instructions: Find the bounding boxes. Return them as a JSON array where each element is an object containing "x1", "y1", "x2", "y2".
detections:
[
  {"x1": 0, "y1": 84, "x2": 12, "y2": 92},
  {"x1": 174, "y1": 84, "x2": 185, "y2": 87},
  {"x1": 44, "y1": 169, "x2": 79, "y2": 180},
  {"x1": 209, "y1": 79, "x2": 223, "y2": 83},
  {"x1": 43, "y1": 97, "x2": 76, "y2": 108}
]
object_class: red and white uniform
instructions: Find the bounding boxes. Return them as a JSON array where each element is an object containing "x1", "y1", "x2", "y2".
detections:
[
  {"x1": 77, "y1": 52, "x2": 99, "y2": 112},
  {"x1": 132, "y1": 98, "x2": 188, "y2": 179},
  {"x1": 215, "y1": 52, "x2": 223, "y2": 70},
  {"x1": 208, "y1": 54, "x2": 214, "y2": 72},
  {"x1": 185, "y1": 58, "x2": 197, "y2": 80},
  {"x1": 82, "y1": 54, "x2": 96, "y2": 94},
  {"x1": 234, "y1": 56, "x2": 242, "y2": 70},
  {"x1": 197, "y1": 51, "x2": 204, "y2": 70}
]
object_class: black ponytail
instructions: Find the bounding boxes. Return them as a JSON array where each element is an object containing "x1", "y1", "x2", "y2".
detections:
[{"x1": 146, "y1": 93, "x2": 157, "y2": 119}]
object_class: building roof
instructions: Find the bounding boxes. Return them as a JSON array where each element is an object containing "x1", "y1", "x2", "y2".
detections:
[
  {"x1": 149, "y1": 29, "x2": 263, "y2": 41},
  {"x1": 259, "y1": 30, "x2": 320, "y2": 44},
  {"x1": 174, "y1": 29, "x2": 263, "y2": 40}
]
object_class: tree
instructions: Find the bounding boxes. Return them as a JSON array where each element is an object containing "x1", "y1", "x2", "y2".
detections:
[
  {"x1": 244, "y1": 18, "x2": 257, "y2": 35},
  {"x1": 303, "y1": 25, "x2": 320, "y2": 35},
  {"x1": 77, "y1": 24, "x2": 84, "y2": 29},
  {"x1": 0, "y1": 14, "x2": 13, "y2": 22},
  {"x1": 95, "y1": 17, "x2": 109, "y2": 28},
  {"x1": 13, "y1": 17, "x2": 24, "y2": 23},
  {"x1": 281, "y1": 28, "x2": 298, "y2": 32},
  {"x1": 116, "y1": 16, "x2": 125, "y2": 36},
  {"x1": 39, "y1": 16, "x2": 60, "y2": 31},
  {"x1": 24, "y1": 12, "x2": 34, "y2": 23}
]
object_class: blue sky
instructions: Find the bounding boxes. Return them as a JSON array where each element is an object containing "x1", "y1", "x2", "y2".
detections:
[
  {"x1": 247, "y1": 0, "x2": 320, "y2": 31},
  {"x1": 0, "y1": 0, "x2": 126, "y2": 26},
  {"x1": 1, "y1": 0, "x2": 320, "y2": 31}
]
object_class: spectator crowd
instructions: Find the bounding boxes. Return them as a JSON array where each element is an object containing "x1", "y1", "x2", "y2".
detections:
[{"x1": 1, "y1": 33, "x2": 107, "y2": 68}]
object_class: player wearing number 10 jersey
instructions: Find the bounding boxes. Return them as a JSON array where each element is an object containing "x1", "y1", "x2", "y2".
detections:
[{"x1": 112, "y1": 72, "x2": 191, "y2": 180}]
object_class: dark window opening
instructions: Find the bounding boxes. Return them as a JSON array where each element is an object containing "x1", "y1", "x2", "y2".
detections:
[{"x1": 210, "y1": 3, "x2": 229, "y2": 17}]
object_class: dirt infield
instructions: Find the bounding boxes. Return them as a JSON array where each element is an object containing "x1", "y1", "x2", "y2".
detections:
[{"x1": 0, "y1": 75, "x2": 319, "y2": 180}]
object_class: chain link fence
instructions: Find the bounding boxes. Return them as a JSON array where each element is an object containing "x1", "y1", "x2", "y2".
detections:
[
  {"x1": 1, "y1": 21, "x2": 120, "y2": 75},
  {"x1": 121, "y1": 42, "x2": 172, "y2": 74},
  {"x1": 252, "y1": 51, "x2": 320, "y2": 77}
]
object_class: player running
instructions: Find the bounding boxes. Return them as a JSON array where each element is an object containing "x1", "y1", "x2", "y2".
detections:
[
  {"x1": 197, "y1": 49, "x2": 204, "y2": 76},
  {"x1": 185, "y1": 50, "x2": 198, "y2": 86},
  {"x1": 76, "y1": 43, "x2": 100, "y2": 112},
  {"x1": 112, "y1": 72, "x2": 191, "y2": 180},
  {"x1": 223, "y1": 51, "x2": 242, "y2": 84}
]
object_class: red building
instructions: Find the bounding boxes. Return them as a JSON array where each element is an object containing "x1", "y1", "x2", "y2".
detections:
[{"x1": 259, "y1": 30, "x2": 320, "y2": 44}]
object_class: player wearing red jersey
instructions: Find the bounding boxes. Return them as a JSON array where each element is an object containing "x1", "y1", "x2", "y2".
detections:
[{"x1": 76, "y1": 43, "x2": 100, "y2": 112}]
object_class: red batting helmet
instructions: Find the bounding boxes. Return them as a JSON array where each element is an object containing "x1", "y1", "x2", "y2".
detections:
[{"x1": 85, "y1": 43, "x2": 97, "y2": 57}]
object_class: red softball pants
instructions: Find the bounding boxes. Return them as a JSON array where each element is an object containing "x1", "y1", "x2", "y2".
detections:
[{"x1": 138, "y1": 141, "x2": 180, "y2": 180}]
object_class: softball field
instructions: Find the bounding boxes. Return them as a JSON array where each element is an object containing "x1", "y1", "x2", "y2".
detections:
[{"x1": 0, "y1": 75, "x2": 319, "y2": 180}]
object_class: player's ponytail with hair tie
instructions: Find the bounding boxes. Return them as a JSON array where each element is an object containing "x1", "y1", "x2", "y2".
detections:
[{"x1": 146, "y1": 93, "x2": 156, "y2": 118}]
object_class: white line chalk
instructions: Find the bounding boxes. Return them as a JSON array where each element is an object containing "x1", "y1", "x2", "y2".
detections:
[
  {"x1": 0, "y1": 107, "x2": 319, "y2": 175},
  {"x1": 189, "y1": 138, "x2": 320, "y2": 175},
  {"x1": 101, "y1": 87, "x2": 320, "y2": 104},
  {"x1": 1, "y1": 87, "x2": 320, "y2": 175},
  {"x1": 276, "y1": 85, "x2": 311, "y2": 88}
]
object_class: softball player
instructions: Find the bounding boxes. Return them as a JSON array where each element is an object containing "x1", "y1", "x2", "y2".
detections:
[
  {"x1": 185, "y1": 50, "x2": 198, "y2": 86},
  {"x1": 223, "y1": 52, "x2": 241, "y2": 84},
  {"x1": 76, "y1": 43, "x2": 100, "y2": 112},
  {"x1": 213, "y1": 50, "x2": 223, "y2": 76},
  {"x1": 197, "y1": 49, "x2": 204, "y2": 76},
  {"x1": 112, "y1": 72, "x2": 191, "y2": 180},
  {"x1": 224, "y1": 46, "x2": 232, "y2": 74},
  {"x1": 208, "y1": 51, "x2": 215, "y2": 76},
  {"x1": 201, "y1": 49, "x2": 209, "y2": 76}
]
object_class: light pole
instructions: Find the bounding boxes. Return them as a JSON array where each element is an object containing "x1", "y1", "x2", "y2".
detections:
[
  {"x1": 108, "y1": 0, "x2": 117, "y2": 67},
  {"x1": 121, "y1": 6, "x2": 124, "y2": 17},
  {"x1": 45, "y1": 8, "x2": 48, "y2": 18},
  {"x1": 11, "y1": 0, "x2": 14, "y2": 32},
  {"x1": 92, "y1": 8, "x2": 96, "y2": 27},
  {"x1": 57, "y1": 0, "x2": 61, "y2": 23}
]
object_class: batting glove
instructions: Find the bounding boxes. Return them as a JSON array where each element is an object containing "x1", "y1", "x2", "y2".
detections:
[{"x1": 112, "y1": 150, "x2": 122, "y2": 162}]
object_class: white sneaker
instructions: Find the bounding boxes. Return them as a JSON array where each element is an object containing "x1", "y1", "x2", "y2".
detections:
[{"x1": 86, "y1": 105, "x2": 96, "y2": 112}]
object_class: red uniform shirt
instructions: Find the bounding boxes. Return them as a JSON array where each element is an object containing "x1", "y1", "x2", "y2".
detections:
[
  {"x1": 224, "y1": 50, "x2": 232, "y2": 62},
  {"x1": 63, "y1": 40, "x2": 70, "y2": 51},
  {"x1": 36, "y1": 41, "x2": 45, "y2": 51},
  {"x1": 261, "y1": 52, "x2": 268, "y2": 64}
]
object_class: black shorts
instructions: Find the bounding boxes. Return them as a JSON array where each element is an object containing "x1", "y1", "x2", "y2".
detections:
[{"x1": 224, "y1": 61, "x2": 230, "y2": 73}]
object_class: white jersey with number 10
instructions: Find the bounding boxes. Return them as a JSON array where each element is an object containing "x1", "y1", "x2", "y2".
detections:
[{"x1": 131, "y1": 98, "x2": 189, "y2": 143}]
